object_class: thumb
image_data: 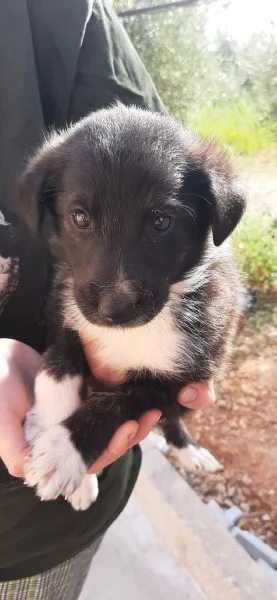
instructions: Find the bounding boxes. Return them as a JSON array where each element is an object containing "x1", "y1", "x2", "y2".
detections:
[
  {"x1": 0, "y1": 409, "x2": 28, "y2": 478},
  {"x1": 178, "y1": 380, "x2": 215, "y2": 409}
]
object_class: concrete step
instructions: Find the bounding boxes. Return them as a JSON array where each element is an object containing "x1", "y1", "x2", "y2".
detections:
[
  {"x1": 79, "y1": 497, "x2": 205, "y2": 600},
  {"x1": 79, "y1": 440, "x2": 277, "y2": 600}
]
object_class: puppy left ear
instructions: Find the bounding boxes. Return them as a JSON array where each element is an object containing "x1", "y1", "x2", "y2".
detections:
[
  {"x1": 16, "y1": 133, "x2": 62, "y2": 237},
  {"x1": 208, "y1": 172, "x2": 246, "y2": 246},
  {"x1": 186, "y1": 139, "x2": 247, "y2": 246}
]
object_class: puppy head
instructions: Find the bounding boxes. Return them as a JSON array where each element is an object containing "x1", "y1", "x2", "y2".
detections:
[{"x1": 17, "y1": 105, "x2": 246, "y2": 328}]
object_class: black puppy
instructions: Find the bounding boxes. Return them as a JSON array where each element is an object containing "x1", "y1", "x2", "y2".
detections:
[{"x1": 18, "y1": 105, "x2": 245, "y2": 510}]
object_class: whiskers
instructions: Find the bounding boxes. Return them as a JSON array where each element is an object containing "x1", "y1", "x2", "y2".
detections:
[{"x1": 183, "y1": 192, "x2": 212, "y2": 206}]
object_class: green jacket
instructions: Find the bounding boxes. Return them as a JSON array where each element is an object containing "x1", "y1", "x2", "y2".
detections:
[{"x1": 0, "y1": 0, "x2": 165, "y2": 580}]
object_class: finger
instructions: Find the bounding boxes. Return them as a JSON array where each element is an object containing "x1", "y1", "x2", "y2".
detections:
[
  {"x1": 108, "y1": 420, "x2": 140, "y2": 455},
  {"x1": 89, "y1": 380, "x2": 214, "y2": 474},
  {"x1": 0, "y1": 411, "x2": 28, "y2": 478},
  {"x1": 128, "y1": 410, "x2": 162, "y2": 446},
  {"x1": 87, "y1": 410, "x2": 161, "y2": 474},
  {"x1": 87, "y1": 421, "x2": 139, "y2": 474},
  {"x1": 178, "y1": 380, "x2": 215, "y2": 410}
]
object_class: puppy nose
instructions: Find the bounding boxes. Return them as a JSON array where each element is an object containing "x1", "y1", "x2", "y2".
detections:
[{"x1": 101, "y1": 296, "x2": 137, "y2": 325}]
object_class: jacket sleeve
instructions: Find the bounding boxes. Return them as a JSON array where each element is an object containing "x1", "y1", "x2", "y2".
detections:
[{"x1": 69, "y1": 0, "x2": 166, "y2": 121}]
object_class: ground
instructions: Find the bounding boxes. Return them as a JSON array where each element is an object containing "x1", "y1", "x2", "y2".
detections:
[{"x1": 169, "y1": 153, "x2": 277, "y2": 549}]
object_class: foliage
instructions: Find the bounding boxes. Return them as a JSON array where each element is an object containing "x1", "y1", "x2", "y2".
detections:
[
  {"x1": 114, "y1": 0, "x2": 277, "y2": 152},
  {"x1": 192, "y1": 96, "x2": 274, "y2": 154},
  {"x1": 237, "y1": 31, "x2": 277, "y2": 123},
  {"x1": 116, "y1": 1, "x2": 217, "y2": 123},
  {"x1": 232, "y1": 217, "x2": 277, "y2": 293}
]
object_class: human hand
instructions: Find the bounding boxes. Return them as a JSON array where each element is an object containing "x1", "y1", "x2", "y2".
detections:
[
  {"x1": 79, "y1": 331, "x2": 214, "y2": 473},
  {"x1": 0, "y1": 339, "x2": 41, "y2": 477},
  {"x1": 84, "y1": 349, "x2": 215, "y2": 473},
  {"x1": 87, "y1": 380, "x2": 215, "y2": 474},
  {"x1": 0, "y1": 339, "x2": 215, "y2": 479}
]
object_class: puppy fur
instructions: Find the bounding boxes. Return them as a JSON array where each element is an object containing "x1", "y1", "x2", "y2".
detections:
[{"x1": 17, "y1": 104, "x2": 246, "y2": 508}]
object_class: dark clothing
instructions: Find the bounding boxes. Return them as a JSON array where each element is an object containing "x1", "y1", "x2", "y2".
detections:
[
  {"x1": 0, "y1": 0, "x2": 164, "y2": 580},
  {"x1": 0, "y1": 447, "x2": 141, "y2": 581}
]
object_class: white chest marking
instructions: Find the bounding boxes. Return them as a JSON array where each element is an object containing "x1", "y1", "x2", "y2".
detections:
[{"x1": 66, "y1": 299, "x2": 184, "y2": 377}]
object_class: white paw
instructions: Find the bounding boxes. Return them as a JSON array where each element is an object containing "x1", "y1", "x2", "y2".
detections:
[
  {"x1": 66, "y1": 475, "x2": 99, "y2": 511},
  {"x1": 175, "y1": 444, "x2": 222, "y2": 472},
  {"x1": 24, "y1": 424, "x2": 87, "y2": 501}
]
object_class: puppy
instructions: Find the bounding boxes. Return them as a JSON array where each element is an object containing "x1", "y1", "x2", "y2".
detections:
[{"x1": 17, "y1": 105, "x2": 246, "y2": 510}]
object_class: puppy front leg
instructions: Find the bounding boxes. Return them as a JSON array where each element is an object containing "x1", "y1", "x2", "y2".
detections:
[
  {"x1": 24, "y1": 380, "x2": 168, "y2": 507},
  {"x1": 24, "y1": 328, "x2": 98, "y2": 505},
  {"x1": 24, "y1": 328, "x2": 87, "y2": 443},
  {"x1": 63, "y1": 382, "x2": 172, "y2": 466}
]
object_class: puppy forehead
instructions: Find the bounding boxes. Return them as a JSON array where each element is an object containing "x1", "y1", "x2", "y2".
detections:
[{"x1": 61, "y1": 122, "x2": 187, "y2": 199}]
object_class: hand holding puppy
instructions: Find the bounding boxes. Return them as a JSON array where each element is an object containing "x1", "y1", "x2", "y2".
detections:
[{"x1": 0, "y1": 339, "x2": 215, "y2": 479}]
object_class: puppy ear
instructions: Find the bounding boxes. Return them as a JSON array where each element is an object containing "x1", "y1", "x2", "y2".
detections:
[
  {"x1": 186, "y1": 139, "x2": 246, "y2": 246},
  {"x1": 17, "y1": 140, "x2": 60, "y2": 237},
  {"x1": 207, "y1": 171, "x2": 246, "y2": 246}
]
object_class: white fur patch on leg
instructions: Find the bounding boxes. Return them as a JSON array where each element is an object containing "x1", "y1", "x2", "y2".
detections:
[
  {"x1": 0, "y1": 210, "x2": 10, "y2": 226},
  {"x1": 24, "y1": 424, "x2": 87, "y2": 501},
  {"x1": 173, "y1": 444, "x2": 222, "y2": 472},
  {"x1": 66, "y1": 474, "x2": 99, "y2": 511},
  {"x1": 24, "y1": 372, "x2": 82, "y2": 444},
  {"x1": 0, "y1": 256, "x2": 12, "y2": 294},
  {"x1": 0, "y1": 255, "x2": 19, "y2": 315}
]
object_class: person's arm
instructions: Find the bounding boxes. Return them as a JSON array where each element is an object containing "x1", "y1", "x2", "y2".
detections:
[
  {"x1": 68, "y1": 0, "x2": 166, "y2": 122},
  {"x1": 0, "y1": 339, "x2": 215, "y2": 478}
]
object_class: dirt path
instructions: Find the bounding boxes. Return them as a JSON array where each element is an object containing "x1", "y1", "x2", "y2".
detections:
[{"x1": 171, "y1": 302, "x2": 277, "y2": 548}]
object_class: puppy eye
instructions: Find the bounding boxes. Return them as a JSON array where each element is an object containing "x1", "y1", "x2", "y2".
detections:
[
  {"x1": 152, "y1": 213, "x2": 172, "y2": 233},
  {"x1": 71, "y1": 209, "x2": 90, "y2": 229}
]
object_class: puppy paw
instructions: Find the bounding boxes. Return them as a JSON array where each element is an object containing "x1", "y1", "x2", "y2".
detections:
[
  {"x1": 66, "y1": 474, "x2": 99, "y2": 511},
  {"x1": 24, "y1": 424, "x2": 87, "y2": 501},
  {"x1": 172, "y1": 444, "x2": 222, "y2": 472}
]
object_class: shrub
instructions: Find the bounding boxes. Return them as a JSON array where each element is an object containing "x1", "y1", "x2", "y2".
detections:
[
  {"x1": 232, "y1": 216, "x2": 277, "y2": 293},
  {"x1": 192, "y1": 98, "x2": 274, "y2": 155}
]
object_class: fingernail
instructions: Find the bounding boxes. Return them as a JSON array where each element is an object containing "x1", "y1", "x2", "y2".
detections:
[
  {"x1": 126, "y1": 425, "x2": 139, "y2": 445},
  {"x1": 181, "y1": 387, "x2": 198, "y2": 404},
  {"x1": 154, "y1": 411, "x2": 162, "y2": 424},
  {"x1": 207, "y1": 381, "x2": 216, "y2": 403}
]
